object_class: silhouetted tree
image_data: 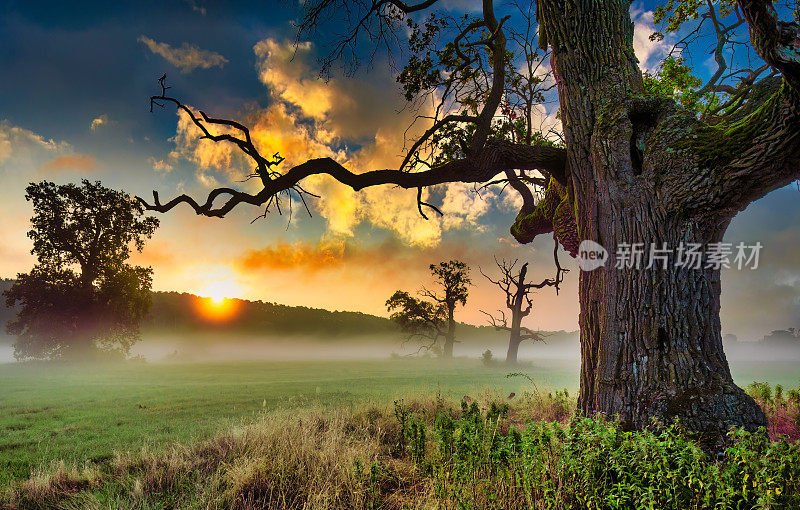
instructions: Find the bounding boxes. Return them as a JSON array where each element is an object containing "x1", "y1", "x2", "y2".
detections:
[
  {"x1": 481, "y1": 247, "x2": 567, "y2": 363},
  {"x1": 4, "y1": 180, "x2": 159, "y2": 360},
  {"x1": 386, "y1": 290, "x2": 446, "y2": 352},
  {"x1": 139, "y1": 0, "x2": 800, "y2": 437},
  {"x1": 387, "y1": 260, "x2": 470, "y2": 357}
]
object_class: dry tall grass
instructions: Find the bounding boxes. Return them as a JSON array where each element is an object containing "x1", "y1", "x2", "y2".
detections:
[{"x1": 4, "y1": 392, "x2": 550, "y2": 509}]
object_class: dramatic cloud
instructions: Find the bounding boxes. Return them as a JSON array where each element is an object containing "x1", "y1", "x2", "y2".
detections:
[
  {"x1": 138, "y1": 36, "x2": 228, "y2": 73},
  {"x1": 253, "y1": 38, "x2": 413, "y2": 141},
  {"x1": 440, "y1": 182, "x2": 491, "y2": 231},
  {"x1": 166, "y1": 38, "x2": 545, "y2": 247},
  {"x1": 90, "y1": 115, "x2": 109, "y2": 131},
  {"x1": 39, "y1": 154, "x2": 98, "y2": 174},
  {"x1": 167, "y1": 39, "x2": 451, "y2": 245}
]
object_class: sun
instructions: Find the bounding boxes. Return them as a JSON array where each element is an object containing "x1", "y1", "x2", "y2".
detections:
[
  {"x1": 202, "y1": 281, "x2": 239, "y2": 302},
  {"x1": 196, "y1": 280, "x2": 243, "y2": 322}
]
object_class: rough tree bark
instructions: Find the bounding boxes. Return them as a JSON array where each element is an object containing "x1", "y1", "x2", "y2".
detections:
[
  {"x1": 518, "y1": 0, "x2": 800, "y2": 439},
  {"x1": 141, "y1": 0, "x2": 800, "y2": 441}
]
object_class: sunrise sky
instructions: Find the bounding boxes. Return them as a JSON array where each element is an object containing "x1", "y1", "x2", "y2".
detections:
[{"x1": 1, "y1": 0, "x2": 798, "y2": 340}]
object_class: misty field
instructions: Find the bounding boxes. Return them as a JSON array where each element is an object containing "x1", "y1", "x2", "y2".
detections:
[
  {"x1": 0, "y1": 357, "x2": 574, "y2": 488},
  {"x1": 2, "y1": 357, "x2": 799, "y2": 494}
]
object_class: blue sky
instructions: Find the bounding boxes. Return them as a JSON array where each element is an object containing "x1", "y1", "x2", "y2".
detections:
[{"x1": 0, "y1": 0, "x2": 797, "y2": 340}]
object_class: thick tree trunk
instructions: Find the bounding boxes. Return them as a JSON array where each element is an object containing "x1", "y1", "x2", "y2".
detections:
[
  {"x1": 577, "y1": 203, "x2": 766, "y2": 442},
  {"x1": 536, "y1": 0, "x2": 768, "y2": 440},
  {"x1": 506, "y1": 333, "x2": 522, "y2": 364},
  {"x1": 506, "y1": 305, "x2": 524, "y2": 364}
]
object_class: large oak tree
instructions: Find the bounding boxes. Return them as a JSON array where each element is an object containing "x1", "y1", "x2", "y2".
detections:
[
  {"x1": 5, "y1": 180, "x2": 158, "y2": 359},
  {"x1": 141, "y1": 0, "x2": 800, "y2": 440}
]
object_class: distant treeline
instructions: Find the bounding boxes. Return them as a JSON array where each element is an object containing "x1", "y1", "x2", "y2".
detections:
[
  {"x1": 0, "y1": 280, "x2": 506, "y2": 340},
  {"x1": 145, "y1": 291, "x2": 401, "y2": 337}
]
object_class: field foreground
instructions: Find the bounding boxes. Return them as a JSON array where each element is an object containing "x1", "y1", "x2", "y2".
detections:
[
  {"x1": 0, "y1": 358, "x2": 576, "y2": 488},
  {"x1": 3, "y1": 392, "x2": 800, "y2": 509},
  {"x1": 1, "y1": 358, "x2": 800, "y2": 508}
]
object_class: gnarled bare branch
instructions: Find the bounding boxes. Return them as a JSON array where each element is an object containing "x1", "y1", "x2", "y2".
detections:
[{"x1": 140, "y1": 81, "x2": 566, "y2": 218}]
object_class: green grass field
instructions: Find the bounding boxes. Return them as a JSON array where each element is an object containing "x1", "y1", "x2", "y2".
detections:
[{"x1": 1, "y1": 357, "x2": 798, "y2": 490}]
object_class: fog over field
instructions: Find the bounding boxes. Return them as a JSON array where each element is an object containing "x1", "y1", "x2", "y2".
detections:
[
  {"x1": 1, "y1": 279, "x2": 797, "y2": 365},
  {"x1": 127, "y1": 332, "x2": 586, "y2": 363},
  {"x1": 3, "y1": 328, "x2": 800, "y2": 366}
]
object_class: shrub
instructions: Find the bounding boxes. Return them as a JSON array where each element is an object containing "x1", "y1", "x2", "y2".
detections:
[{"x1": 747, "y1": 381, "x2": 800, "y2": 441}]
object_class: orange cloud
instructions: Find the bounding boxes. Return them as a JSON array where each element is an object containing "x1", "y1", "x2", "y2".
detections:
[
  {"x1": 40, "y1": 154, "x2": 98, "y2": 174},
  {"x1": 236, "y1": 237, "x2": 500, "y2": 276},
  {"x1": 238, "y1": 240, "x2": 347, "y2": 272}
]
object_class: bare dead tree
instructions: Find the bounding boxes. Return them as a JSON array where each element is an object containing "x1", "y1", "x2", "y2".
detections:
[{"x1": 480, "y1": 237, "x2": 567, "y2": 363}]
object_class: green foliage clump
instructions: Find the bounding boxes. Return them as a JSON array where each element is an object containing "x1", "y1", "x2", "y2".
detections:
[
  {"x1": 652, "y1": 0, "x2": 738, "y2": 36},
  {"x1": 643, "y1": 55, "x2": 703, "y2": 111},
  {"x1": 392, "y1": 399, "x2": 800, "y2": 509}
]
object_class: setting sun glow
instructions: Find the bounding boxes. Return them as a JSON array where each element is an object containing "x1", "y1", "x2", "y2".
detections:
[
  {"x1": 195, "y1": 280, "x2": 243, "y2": 322},
  {"x1": 196, "y1": 296, "x2": 241, "y2": 322}
]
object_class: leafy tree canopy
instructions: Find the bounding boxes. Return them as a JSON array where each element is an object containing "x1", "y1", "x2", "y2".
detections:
[
  {"x1": 386, "y1": 260, "x2": 470, "y2": 356},
  {"x1": 4, "y1": 180, "x2": 159, "y2": 360}
]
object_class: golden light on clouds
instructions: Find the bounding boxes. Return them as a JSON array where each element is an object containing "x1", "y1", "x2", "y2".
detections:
[{"x1": 166, "y1": 37, "x2": 456, "y2": 247}]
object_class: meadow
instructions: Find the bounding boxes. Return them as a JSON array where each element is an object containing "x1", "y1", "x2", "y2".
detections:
[
  {"x1": 0, "y1": 357, "x2": 575, "y2": 489},
  {"x1": 2, "y1": 356, "x2": 799, "y2": 495}
]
